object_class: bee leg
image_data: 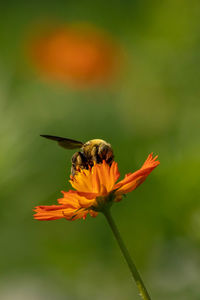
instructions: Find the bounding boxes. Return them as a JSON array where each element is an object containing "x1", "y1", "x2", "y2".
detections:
[
  {"x1": 71, "y1": 152, "x2": 79, "y2": 176},
  {"x1": 98, "y1": 144, "x2": 114, "y2": 165},
  {"x1": 71, "y1": 151, "x2": 87, "y2": 176},
  {"x1": 71, "y1": 165, "x2": 76, "y2": 177}
]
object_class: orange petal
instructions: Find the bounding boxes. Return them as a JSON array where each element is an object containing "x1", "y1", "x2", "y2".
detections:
[
  {"x1": 114, "y1": 153, "x2": 160, "y2": 195},
  {"x1": 65, "y1": 189, "x2": 98, "y2": 202},
  {"x1": 63, "y1": 208, "x2": 89, "y2": 221},
  {"x1": 34, "y1": 190, "x2": 93, "y2": 221},
  {"x1": 70, "y1": 169, "x2": 93, "y2": 193},
  {"x1": 67, "y1": 190, "x2": 97, "y2": 208},
  {"x1": 58, "y1": 190, "x2": 94, "y2": 207},
  {"x1": 89, "y1": 210, "x2": 98, "y2": 218},
  {"x1": 70, "y1": 161, "x2": 120, "y2": 197},
  {"x1": 34, "y1": 204, "x2": 89, "y2": 221}
]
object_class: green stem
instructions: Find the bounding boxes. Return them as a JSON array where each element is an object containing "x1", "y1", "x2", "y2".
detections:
[{"x1": 103, "y1": 208, "x2": 152, "y2": 300}]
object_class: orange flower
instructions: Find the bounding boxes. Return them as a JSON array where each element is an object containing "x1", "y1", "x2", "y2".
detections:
[
  {"x1": 28, "y1": 24, "x2": 121, "y2": 87},
  {"x1": 34, "y1": 153, "x2": 159, "y2": 221}
]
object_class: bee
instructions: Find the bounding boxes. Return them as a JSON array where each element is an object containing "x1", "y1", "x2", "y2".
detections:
[{"x1": 40, "y1": 135, "x2": 114, "y2": 176}]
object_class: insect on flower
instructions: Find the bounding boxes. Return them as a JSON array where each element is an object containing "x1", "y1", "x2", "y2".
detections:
[
  {"x1": 34, "y1": 145, "x2": 160, "y2": 221},
  {"x1": 34, "y1": 137, "x2": 159, "y2": 300}
]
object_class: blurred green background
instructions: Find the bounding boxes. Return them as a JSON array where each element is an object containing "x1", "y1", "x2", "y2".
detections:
[{"x1": 1, "y1": 1, "x2": 200, "y2": 299}]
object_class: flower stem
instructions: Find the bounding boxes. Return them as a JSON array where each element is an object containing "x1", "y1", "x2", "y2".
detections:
[{"x1": 103, "y1": 208, "x2": 152, "y2": 300}]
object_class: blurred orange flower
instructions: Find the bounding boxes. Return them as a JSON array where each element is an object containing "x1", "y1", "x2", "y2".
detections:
[
  {"x1": 28, "y1": 24, "x2": 121, "y2": 87},
  {"x1": 34, "y1": 153, "x2": 160, "y2": 221}
]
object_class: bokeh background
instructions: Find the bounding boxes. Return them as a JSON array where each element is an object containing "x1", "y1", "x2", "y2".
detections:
[{"x1": 1, "y1": 1, "x2": 200, "y2": 299}]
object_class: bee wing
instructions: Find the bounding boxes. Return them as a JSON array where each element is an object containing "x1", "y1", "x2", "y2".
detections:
[{"x1": 40, "y1": 135, "x2": 83, "y2": 149}]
